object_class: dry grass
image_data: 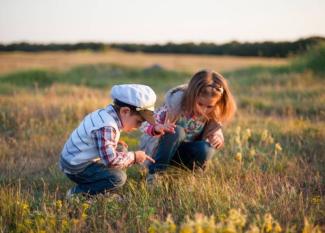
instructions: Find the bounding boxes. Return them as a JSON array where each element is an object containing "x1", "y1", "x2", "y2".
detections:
[
  {"x1": 0, "y1": 48, "x2": 323, "y2": 232},
  {"x1": 0, "y1": 50, "x2": 287, "y2": 75},
  {"x1": 0, "y1": 83, "x2": 323, "y2": 232}
]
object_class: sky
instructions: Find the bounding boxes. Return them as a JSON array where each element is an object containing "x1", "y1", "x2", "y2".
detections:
[{"x1": 0, "y1": 0, "x2": 324, "y2": 44}]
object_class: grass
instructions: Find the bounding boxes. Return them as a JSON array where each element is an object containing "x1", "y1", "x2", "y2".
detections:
[
  {"x1": 0, "y1": 65, "x2": 188, "y2": 98},
  {"x1": 0, "y1": 49, "x2": 287, "y2": 75},
  {"x1": 0, "y1": 45, "x2": 324, "y2": 232}
]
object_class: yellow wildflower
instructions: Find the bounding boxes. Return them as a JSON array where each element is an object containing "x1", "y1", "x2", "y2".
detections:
[
  {"x1": 62, "y1": 219, "x2": 69, "y2": 230},
  {"x1": 235, "y1": 152, "x2": 242, "y2": 162},
  {"x1": 180, "y1": 225, "x2": 193, "y2": 233},
  {"x1": 21, "y1": 203, "x2": 29, "y2": 211},
  {"x1": 263, "y1": 214, "x2": 273, "y2": 233},
  {"x1": 249, "y1": 148, "x2": 256, "y2": 158},
  {"x1": 82, "y1": 202, "x2": 90, "y2": 210},
  {"x1": 261, "y1": 129, "x2": 268, "y2": 142},
  {"x1": 148, "y1": 225, "x2": 157, "y2": 233},
  {"x1": 274, "y1": 222, "x2": 282, "y2": 233},
  {"x1": 235, "y1": 136, "x2": 241, "y2": 145},
  {"x1": 236, "y1": 126, "x2": 241, "y2": 135},
  {"x1": 267, "y1": 136, "x2": 274, "y2": 144},
  {"x1": 243, "y1": 128, "x2": 252, "y2": 141},
  {"x1": 228, "y1": 209, "x2": 246, "y2": 227},
  {"x1": 166, "y1": 214, "x2": 177, "y2": 233},
  {"x1": 275, "y1": 143, "x2": 282, "y2": 152},
  {"x1": 56, "y1": 200, "x2": 63, "y2": 210},
  {"x1": 72, "y1": 218, "x2": 79, "y2": 225}
]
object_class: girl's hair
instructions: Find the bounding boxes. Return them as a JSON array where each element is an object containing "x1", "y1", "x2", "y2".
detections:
[{"x1": 181, "y1": 70, "x2": 237, "y2": 124}]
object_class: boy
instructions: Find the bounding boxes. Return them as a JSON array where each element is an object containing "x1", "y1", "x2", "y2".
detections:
[{"x1": 60, "y1": 84, "x2": 159, "y2": 196}]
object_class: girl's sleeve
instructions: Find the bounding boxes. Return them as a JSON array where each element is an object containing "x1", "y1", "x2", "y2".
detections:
[
  {"x1": 140, "y1": 104, "x2": 168, "y2": 136},
  {"x1": 208, "y1": 122, "x2": 224, "y2": 148}
]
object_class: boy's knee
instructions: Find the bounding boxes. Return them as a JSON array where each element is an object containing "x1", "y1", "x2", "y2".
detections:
[
  {"x1": 116, "y1": 170, "x2": 127, "y2": 187},
  {"x1": 108, "y1": 169, "x2": 127, "y2": 188}
]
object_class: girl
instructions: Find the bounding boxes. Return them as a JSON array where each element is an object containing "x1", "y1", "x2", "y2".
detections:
[{"x1": 141, "y1": 70, "x2": 236, "y2": 182}]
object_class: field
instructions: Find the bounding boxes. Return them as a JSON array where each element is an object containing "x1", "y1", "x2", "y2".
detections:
[
  {"x1": 0, "y1": 47, "x2": 324, "y2": 233},
  {"x1": 0, "y1": 50, "x2": 287, "y2": 75}
]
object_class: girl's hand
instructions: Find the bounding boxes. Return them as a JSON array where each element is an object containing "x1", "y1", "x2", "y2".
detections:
[
  {"x1": 154, "y1": 123, "x2": 176, "y2": 135},
  {"x1": 208, "y1": 134, "x2": 224, "y2": 149}
]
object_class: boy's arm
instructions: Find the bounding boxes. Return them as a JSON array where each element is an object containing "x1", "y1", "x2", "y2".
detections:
[{"x1": 92, "y1": 126, "x2": 135, "y2": 168}]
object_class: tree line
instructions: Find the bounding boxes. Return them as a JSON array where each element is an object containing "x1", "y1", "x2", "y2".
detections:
[{"x1": 1, "y1": 36, "x2": 324, "y2": 57}]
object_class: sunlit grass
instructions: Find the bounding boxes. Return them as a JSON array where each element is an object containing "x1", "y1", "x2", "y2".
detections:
[
  {"x1": 0, "y1": 45, "x2": 324, "y2": 232},
  {"x1": 0, "y1": 50, "x2": 287, "y2": 75}
]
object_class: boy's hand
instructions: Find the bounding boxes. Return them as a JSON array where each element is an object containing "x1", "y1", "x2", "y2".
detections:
[
  {"x1": 134, "y1": 151, "x2": 155, "y2": 164},
  {"x1": 154, "y1": 123, "x2": 176, "y2": 135}
]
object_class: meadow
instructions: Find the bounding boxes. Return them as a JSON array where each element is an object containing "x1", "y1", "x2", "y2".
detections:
[
  {"x1": 0, "y1": 50, "x2": 287, "y2": 75},
  {"x1": 0, "y1": 45, "x2": 324, "y2": 233}
]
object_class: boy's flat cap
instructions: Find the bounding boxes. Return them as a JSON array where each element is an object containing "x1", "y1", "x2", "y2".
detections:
[{"x1": 111, "y1": 84, "x2": 157, "y2": 124}]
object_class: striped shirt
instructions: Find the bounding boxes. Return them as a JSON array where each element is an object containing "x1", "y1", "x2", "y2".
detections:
[{"x1": 60, "y1": 105, "x2": 135, "y2": 174}]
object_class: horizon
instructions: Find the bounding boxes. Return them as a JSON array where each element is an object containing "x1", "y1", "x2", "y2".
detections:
[{"x1": 1, "y1": 35, "x2": 324, "y2": 46}]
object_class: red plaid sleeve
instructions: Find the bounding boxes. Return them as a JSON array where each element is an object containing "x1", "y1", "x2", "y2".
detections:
[{"x1": 92, "y1": 127, "x2": 135, "y2": 168}]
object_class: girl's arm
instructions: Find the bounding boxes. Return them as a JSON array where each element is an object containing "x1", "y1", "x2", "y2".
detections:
[
  {"x1": 203, "y1": 122, "x2": 224, "y2": 149},
  {"x1": 207, "y1": 127, "x2": 224, "y2": 149},
  {"x1": 141, "y1": 105, "x2": 175, "y2": 136}
]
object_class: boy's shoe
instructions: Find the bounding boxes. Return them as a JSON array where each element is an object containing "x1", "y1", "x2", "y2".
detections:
[
  {"x1": 109, "y1": 193, "x2": 125, "y2": 203},
  {"x1": 66, "y1": 187, "x2": 76, "y2": 199},
  {"x1": 146, "y1": 173, "x2": 158, "y2": 186}
]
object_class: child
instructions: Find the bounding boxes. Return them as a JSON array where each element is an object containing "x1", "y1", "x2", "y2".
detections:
[
  {"x1": 140, "y1": 70, "x2": 237, "y2": 182},
  {"x1": 60, "y1": 84, "x2": 158, "y2": 196}
]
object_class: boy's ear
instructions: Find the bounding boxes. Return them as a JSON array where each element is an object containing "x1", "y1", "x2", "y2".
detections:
[{"x1": 120, "y1": 107, "x2": 131, "y2": 115}]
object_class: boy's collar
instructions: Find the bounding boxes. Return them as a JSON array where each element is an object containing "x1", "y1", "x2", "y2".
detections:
[{"x1": 106, "y1": 105, "x2": 123, "y2": 130}]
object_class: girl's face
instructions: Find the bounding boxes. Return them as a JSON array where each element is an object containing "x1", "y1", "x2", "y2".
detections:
[{"x1": 195, "y1": 95, "x2": 219, "y2": 117}]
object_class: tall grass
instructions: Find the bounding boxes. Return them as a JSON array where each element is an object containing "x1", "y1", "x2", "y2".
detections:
[{"x1": 0, "y1": 46, "x2": 324, "y2": 232}]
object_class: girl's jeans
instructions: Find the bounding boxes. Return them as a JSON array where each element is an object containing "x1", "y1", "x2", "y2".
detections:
[
  {"x1": 148, "y1": 126, "x2": 215, "y2": 174},
  {"x1": 66, "y1": 162, "x2": 127, "y2": 195}
]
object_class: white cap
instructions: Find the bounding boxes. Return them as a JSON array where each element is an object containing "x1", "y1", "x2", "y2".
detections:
[{"x1": 111, "y1": 84, "x2": 157, "y2": 124}]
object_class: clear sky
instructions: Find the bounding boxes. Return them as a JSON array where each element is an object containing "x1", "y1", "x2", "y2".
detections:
[{"x1": 0, "y1": 0, "x2": 324, "y2": 44}]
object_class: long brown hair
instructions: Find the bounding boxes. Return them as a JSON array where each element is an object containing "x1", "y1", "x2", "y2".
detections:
[{"x1": 181, "y1": 70, "x2": 236, "y2": 124}]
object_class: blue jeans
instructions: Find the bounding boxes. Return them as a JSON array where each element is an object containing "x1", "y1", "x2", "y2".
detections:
[
  {"x1": 66, "y1": 162, "x2": 127, "y2": 195},
  {"x1": 148, "y1": 126, "x2": 215, "y2": 174}
]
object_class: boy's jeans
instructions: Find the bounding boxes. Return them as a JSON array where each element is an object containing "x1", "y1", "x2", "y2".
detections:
[
  {"x1": 148, "y1": 126, "x2": 215, "y2": 174},
  {"x1": 66, "y1": 162, "x2": 127, "y2": 195}
]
